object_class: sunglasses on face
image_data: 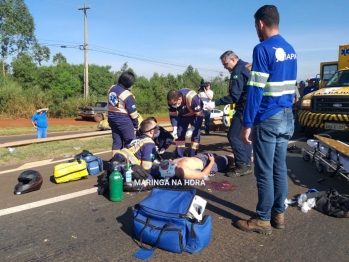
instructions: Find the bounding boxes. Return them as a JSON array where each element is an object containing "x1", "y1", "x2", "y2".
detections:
[{"x1": 145, "y1": 125, "x2": 159, "y2": 132}]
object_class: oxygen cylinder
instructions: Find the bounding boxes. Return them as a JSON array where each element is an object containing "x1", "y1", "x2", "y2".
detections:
[{"x1": 109, "y1": 168, "x2": 123, "y2": 202}]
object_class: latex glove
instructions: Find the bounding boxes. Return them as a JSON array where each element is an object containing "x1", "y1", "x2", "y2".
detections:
[
  {"x1": 159, "y1": 148, "x2": 165, "y2": 154},
  {"x1": 205, "y1": 101, "x2": 215, "y2": 110},
  {"x1": 185, "y1": 126, "x2": 195, "y2": 138},
  {"x1": 172, "y1": 126, "x2": 178, "y2": 139}
]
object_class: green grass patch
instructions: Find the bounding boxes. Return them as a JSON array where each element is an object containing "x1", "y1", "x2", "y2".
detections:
[
  {"x1": 0, "y1": 124, "x2": 98, "y2": 136},
  {"x1": 0, "y1": 136, "x2": 112, "y2": 166}
]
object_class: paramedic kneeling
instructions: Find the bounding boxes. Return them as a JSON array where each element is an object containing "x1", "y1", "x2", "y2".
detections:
[{"x1": 113, "y1": 119, "x2": 159, "y2": 176}]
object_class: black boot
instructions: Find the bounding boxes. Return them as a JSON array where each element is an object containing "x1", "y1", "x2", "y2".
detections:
[{"x1": 225, "y1": 163, "x2": 252, "y2": 177}]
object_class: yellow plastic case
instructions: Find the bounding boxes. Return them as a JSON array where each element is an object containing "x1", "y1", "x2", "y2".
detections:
[{"x1": 54, "y1": 160, "x2": 89, "y2": 184}]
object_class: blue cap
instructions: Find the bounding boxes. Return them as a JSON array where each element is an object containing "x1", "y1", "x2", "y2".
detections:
[{"x1": 299, "y1": 80, "x2": 305, "y2": 85}]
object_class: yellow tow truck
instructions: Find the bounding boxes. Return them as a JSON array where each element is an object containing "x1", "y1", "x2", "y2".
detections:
[{"x1": 299, "y1": 44, "x2": 349, "y2": 138}]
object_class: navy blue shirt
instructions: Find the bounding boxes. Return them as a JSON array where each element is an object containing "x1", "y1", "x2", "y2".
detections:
[{"x1": 215, "y1": 59, "x2": 250, "y2": 107}]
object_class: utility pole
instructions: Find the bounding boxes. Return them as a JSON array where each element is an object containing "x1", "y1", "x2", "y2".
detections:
[{"x1": 78, "y1": 3, "x2": 90, "y2": 99}]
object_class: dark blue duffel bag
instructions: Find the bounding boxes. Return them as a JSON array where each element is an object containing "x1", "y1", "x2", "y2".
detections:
[{"x1": 132, "y1": 188, "x2": 212, "y2": 260}]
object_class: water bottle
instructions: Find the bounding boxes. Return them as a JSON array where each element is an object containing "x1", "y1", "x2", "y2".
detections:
[
  {"x1": 125, "y1": 169, "x2": 132, "y2": 183},
  {"x1": 109, "y1": 168, "x2": 123, "y2": 202}
]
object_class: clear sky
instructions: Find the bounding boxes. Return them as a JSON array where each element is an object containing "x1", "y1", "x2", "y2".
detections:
[{"x1": 25, "y1": 0, "x2": 349, "y2": 82}]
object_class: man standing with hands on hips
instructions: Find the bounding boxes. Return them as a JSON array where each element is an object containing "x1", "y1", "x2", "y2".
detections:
[
  {"x1": 206, "y1": 50, "x2": 252, "y2": 177},
  {"x1": 238, "y1": 5, "x2": 297, "y2": 235},
  {"x1": 167, "y1": 89, "x2": 203, "y2": 158}
]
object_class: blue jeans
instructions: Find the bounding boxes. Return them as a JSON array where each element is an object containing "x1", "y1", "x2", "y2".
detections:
[
  {"x1": 203, "y1": 110, "x2": 211, "y2": 133},
  {"x1": 37, "y1": 127, "x2": 47, "y2": 138},
  {"x1": 252, "y1": 108, "x2": 294, "y2": 221}
]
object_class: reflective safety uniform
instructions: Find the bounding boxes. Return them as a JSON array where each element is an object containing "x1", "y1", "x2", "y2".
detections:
[
  {"x1": 168, "y1": 88, "x2": 203, "y2": 157},
  {"x1": 107, "y1": 84, "x2": 140, "y2": 154},
  {"x1": 113, "y1": 134, "x2": 156, "y2": 176},
  {"x1": 243, "y1": 34, "x2": 297, "y2": 221},
  {"x1": 215, "y1": 59, "x2": 252, "y2": 166}
]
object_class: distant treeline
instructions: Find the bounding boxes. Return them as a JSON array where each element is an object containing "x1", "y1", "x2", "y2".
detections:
[{"x1": 0, "y1": 58, "x2": 230, "y2": 119}]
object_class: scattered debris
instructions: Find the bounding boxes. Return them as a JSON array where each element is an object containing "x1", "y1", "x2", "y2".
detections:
[
  {"x1": 8, "y1": 147, "x2": 16, "y2": 153},
  {"x1": 287, "y1": 144, "x2": 301, "y2": 154}
]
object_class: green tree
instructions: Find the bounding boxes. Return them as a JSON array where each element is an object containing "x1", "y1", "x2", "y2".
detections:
[
  {"x1": 0, "y1": 0, "x2": 35, "y2": 76},
  {"x1": 50, "y1": 63, "x2": 81, "y2": 98},
  {"x1": 36, "y1": 65, "x2": 54, "y2": 90},
  {"x1": 11, "y1": 52, "x2": 37, "y2": 88},
  {"x1": 52, "y1": 52, "x2": 67, "y2": 65},
  {"x1": 88, "y1": 64, "x2": 114, "y2": 96},
  {"x1": 181, "y1": 65, "x2": 202, "y2": 90},
  {"x1": 32, "y1": 42, "x2": 50, "y2": 65}
]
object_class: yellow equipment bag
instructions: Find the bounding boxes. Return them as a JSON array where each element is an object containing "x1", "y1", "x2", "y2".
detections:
[
  {"x1": 54, "y1": 159, "x2": 89, "y2": 184},
  {"x1": 97, "y1": 114, "x2": 144, "y2": 131}
]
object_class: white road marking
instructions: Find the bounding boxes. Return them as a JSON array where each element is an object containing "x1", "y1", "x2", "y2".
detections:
[
  {"x1": 19, "y1": 159, "x2": 55, "y2": 168},
  {"x1": 0, "y1": 187, "x2": 97, "y2": 217},
  {"x1": 0, "y1": 150, "x2": 110, "y2": 175}
]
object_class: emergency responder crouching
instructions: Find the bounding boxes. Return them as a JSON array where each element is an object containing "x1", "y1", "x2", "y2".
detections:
[
  {"x1": 167, "y1": 89, "x2": 204, "y2": 158},
  {"x1": 113, "y1": 118, "x2": 159, "y2": 177}
]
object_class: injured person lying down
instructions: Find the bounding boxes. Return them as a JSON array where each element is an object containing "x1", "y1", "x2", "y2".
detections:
[{"x1": 151, "y1": 153, "x2": 234, "y2": 180}]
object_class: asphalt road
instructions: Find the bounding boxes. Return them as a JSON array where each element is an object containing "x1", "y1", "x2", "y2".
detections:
[{"x1": 0, "y1": 129, "x2": 349, "y2": 261}]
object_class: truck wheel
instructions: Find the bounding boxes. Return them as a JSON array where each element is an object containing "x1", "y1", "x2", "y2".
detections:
[
  {"x1": 305, "y1": 127, "x2": 318, "y2": 139},
  {"x1": 94, "y1": 113, "x2": 104, "y2": 122}
]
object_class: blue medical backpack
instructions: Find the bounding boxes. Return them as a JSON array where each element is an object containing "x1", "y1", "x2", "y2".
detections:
[{"x1": 75, "y1": 150, "x2": 103, "y2": 175}]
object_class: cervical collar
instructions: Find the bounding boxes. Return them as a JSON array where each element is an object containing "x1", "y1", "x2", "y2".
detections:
[{"x1": 159, "y1": 160, "x2": 177, "y2": 178}]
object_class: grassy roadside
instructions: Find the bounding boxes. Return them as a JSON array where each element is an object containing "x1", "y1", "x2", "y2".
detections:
[
  {"x1": 0, "y1": 124, "x2": 98, "y2": 136},
  {"x1": 0, "y1": 116, "x2": 170, "y2": 136},
  {"x1": 0, "y1": 115, "x2": 171, "y2": 167},
  {"x1": 0, "y1": 136, "x2": 112, "y2": 167}
]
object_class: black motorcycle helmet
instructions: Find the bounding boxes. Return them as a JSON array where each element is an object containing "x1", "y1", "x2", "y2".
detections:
[{"x1": 14, "y1": 170, "x2": 43, "y2": 195}]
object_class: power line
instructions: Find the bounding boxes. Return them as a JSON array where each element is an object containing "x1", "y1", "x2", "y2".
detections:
[{"x1": 39, "y1": 39, "x2": 225, "y2": 76}]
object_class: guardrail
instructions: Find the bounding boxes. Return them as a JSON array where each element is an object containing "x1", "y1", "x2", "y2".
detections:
[{"x1": 0, "y1": 118, "x2": 223, "y2": 148}]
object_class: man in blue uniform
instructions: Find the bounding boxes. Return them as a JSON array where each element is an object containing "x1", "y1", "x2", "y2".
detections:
[
  {"x1": 238, "y1": 5, "x2": 297, "y2": 235},
  {"x1": 303, "y1": 78, "x2": 317, "y2": 96},
  {"x1": 113, "y1": 118, "x2": 158, "y2": 177},
  {"x1": 167, "y1": 89, "x2": 204, "y2": 158},
  {"x1": 107, "y1": 71, "x2": 140, "y2": 155},
  {"x1": 206, "y1": 51, "x2": 253, "y2": 177}
]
